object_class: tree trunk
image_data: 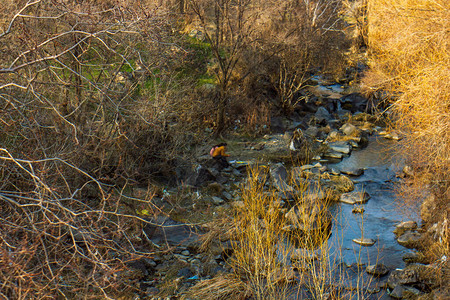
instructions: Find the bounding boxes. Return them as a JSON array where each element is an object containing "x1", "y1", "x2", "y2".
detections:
[{"x1": 215, "y1": 88, "x2": 226, "y2": 136}]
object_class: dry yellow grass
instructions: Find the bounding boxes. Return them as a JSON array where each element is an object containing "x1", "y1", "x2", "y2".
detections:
[
  {"x1": 365, "y1": 0, "x2": 449, "y2": 257},
  {"x1": 366, "y1": 0, "x2": 449, "y2": 167},
  {"x1": 186, "y1": 166, "x2": 380, "y2": 299},
  {"x1": 182, "y1": 273, "x2": 251, "y2": 300}
]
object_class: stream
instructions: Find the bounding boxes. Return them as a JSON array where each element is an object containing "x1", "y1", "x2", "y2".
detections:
[{"x1": 324, "y1": 134, "x2": 420, "y2": 299}]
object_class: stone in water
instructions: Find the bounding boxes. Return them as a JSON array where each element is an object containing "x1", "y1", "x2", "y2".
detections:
[{"x1": 353, "y1": 238, "x2": 376, "y2": 246}]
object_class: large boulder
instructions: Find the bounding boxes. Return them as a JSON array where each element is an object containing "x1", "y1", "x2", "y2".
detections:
[{"x1": 187, "y1": 166, "x2": 216, "y2": 187}]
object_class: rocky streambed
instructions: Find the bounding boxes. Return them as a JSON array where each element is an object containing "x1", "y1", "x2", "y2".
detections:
[{"x1": 126, "y1": 80, "x2": 447, "y2": 299}]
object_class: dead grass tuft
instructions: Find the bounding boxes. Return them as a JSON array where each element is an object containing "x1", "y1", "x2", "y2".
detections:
[{"x1": 182, "y1": 273, "x2": 251, "y2": 300}]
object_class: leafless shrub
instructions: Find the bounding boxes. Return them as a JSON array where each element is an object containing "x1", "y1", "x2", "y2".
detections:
[{"x1": 0, "y1": 1, "x2": 197, "y2": 298}]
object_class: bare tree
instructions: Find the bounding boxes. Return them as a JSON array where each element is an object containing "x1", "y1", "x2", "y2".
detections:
[{"x1": 189, "y1": 0, "x2": 259, "y2": 135}]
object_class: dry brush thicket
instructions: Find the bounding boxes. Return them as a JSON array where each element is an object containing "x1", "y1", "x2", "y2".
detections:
[
  {"x1": 0, "y1": 0, "x2": 201, "y2": 298},
  {"x1": 365, "y1": 0, "x2": 449, "y2": 257}
]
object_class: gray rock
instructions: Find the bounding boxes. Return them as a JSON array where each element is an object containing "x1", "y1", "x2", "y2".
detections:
[
  {"x1": 352, "y1": 238, "x2": 376, "y2": 246},
  {"x1": 221, "y1": 191, "x2": 233, "y2": 201},
  {"x1": 390, "y1": 285, "x2": 424, "y2": 299},
  {"x1": 328, "y1": 141, "x2": 352, "y2": 154},
  {"x1": 211, "y1": 196, "x2": 225, "y2": 205},
  {"x1": 402, "y1": 252, "x2": 426, "y2": 264},
  {"x1": 222, "y1": 166, "x2": 233, "y2": 173},
  {"x1": 394, "y1": 221, "x2": 418, "y2": 236},
  {"x1": 389, "y1": 285, "x2": 407, "y2": 299},
  {"x1": 349, "y1": 140, "x2": 359, "y2": 148},
  {"x1": 366, "y1": 263, "x2": 389, "y2": 277},
  {"x1": 340, "y1": 191, "x2": 371, "y2": 204},
  {"x1": 290, "y1": 167, "x2": 307, "y2": 185},
  {"x1": 270, "y1": 163, "x2": 294, "y2": 192},
  {"x1": 340, "y1": 167, "x2": 364, "y2": 176},
  {"x1": 315, "y1": 106, "x2": 332, "y2": 123},
  {"x1": 352, "y1": 206, "x2": 365, "y2": 214},
  {"x1": 279, "y1": 190, "x2": 298, "y2": 201},
  {"x1": 305, "y1": 126, "x2": 320, "y2": 138},
  {"x1": 327, "y1": 130, "x2": 340, "y2": 141},
  {"x1": 337, "y1": 109, "x2": 351, "y2": 119},
  {"x1": 324, "y1": 151, "x2": 344, "y2": 159},
  {"x1": 340, "y1": 93, "x2": 370, "y2": 113},
  {"x1": 273, "y1": 178, "x2": 294, "y2": 193},
  {"x1": 270, "y1": 163, "x2": 288, "y2": 182},
  {"x1": 330, "y1": 167, "x2": 341, "y2": 175},
  {"x1": 144, "y1": 258, "x2": 157, "y2": 268},
  {"x1": 181, "y1": 250, "x2": 190, "y2": 256},
  {"x1": 232, "y1": 169, "x2": 241, "y2": 177},
  {"x1": 397, "y1": 231, "x2": 422, "y2": 248},
  {"x1": 187, "y1": 166, "x2": 216, "y2": 187},
  {"x1": 177, "y1": 267, "x2": 193, "y2": 278},
  {"x1": 387, "y1": 267, "x2": 419, "y2": 290},
  {"x1": 340, "y1": 123, "x2": 358, "y2": 136}
]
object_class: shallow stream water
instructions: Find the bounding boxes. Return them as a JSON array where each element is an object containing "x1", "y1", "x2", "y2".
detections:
[{"x1": 325, "y1": 135, "x2": 420, "y2": 299}]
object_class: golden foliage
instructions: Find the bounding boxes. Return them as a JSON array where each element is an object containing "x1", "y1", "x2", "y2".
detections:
[{"x1": 366, "y1": 0, "x2": 449, "y2": 221}]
